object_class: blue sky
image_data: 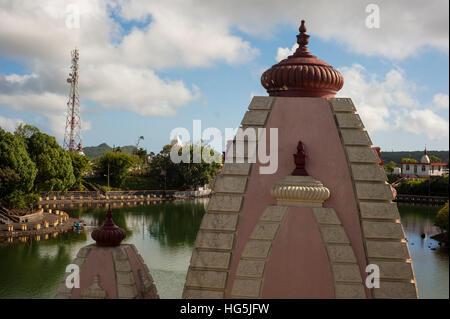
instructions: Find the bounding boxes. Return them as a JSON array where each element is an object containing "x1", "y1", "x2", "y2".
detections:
[{"x1": 0, "y1": 0, "x2": 448, "y2": 153}]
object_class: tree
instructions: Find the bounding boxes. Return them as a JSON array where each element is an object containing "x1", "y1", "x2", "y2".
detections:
[
  {"x1": 0, "y1": 128, "x2": 37, "y2": 208},
  {"x1": 99, "y1": 151, "x2": 136, "y2": 187},
  {"x1": 26, "y1": 131, "x2": 75, "y2": 192},
  {"x1": 401, "y1": 158, "x2": 417, "y2": 163},
  {"x1": 435, "y1": 202, "x2": 448, "y2": 233},
  {"x1": 430, "y1": 155, "x2": 442, "y2": 163},
  {"x1": 68, "y1": 151, "x2": 91, "y2": 190},
  {"x1": 383, "y1": 161, "x2": 396, "y2": 174},
  {"x1": 150, "y1": 143, "x2": 221, "y2": 190}
]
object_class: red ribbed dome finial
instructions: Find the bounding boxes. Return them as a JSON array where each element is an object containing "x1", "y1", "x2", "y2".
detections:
[
  {"x1": 91, "y1": 206, "x2": 126, "y2": 247},
  {"x1": 261, "y1": 20, "x2": 344, "y2": 98}
]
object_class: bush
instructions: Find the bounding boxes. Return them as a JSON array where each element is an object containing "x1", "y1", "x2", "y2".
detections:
[
  {"x1": 394, "y1": 176, "x2": 448, "y2": 196},
  {"x1": 435, "y1": 202, "x2": 449, "y2": 233}
]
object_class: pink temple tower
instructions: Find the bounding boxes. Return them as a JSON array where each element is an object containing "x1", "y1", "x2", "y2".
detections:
[{"x1": 183, "y1": 20, "x2": 417, "y2": 299}]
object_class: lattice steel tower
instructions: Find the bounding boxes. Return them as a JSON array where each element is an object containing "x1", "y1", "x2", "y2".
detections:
[{"x1": 63, "y1": 49, "x2": 82, "y2": 152}]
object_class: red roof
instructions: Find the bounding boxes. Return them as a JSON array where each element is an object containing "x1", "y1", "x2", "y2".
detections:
[{"x1": 400, "y1": 162, "x2": 447, "y2": 165}]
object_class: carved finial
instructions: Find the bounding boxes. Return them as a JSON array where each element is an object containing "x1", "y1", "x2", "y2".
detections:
[
  {"x1": 91, "y1": 205, "x2": 126, "y2": 247},
  {"x1": 292, "y1": 141, "x2": 308, "y2": 176},
  {"x1": 294, "y1": 20, "x2": 312, "y2": 57}
]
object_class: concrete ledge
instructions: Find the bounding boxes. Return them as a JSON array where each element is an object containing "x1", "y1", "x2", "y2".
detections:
[
  {"x1": 191, "y1": 250, "x2": 231, "y2": 270},
  {"x1": 231, "y1": 279, "x2": 261, "y2": 298},
  {"x1": 249, "y1": 222, "x2": 279, "y2": 240},
  {"x1": 183, "y1": 289, "x2": 224, "y2": 299},
  {"x1": 195, "y1": 231, "x2": 235, "y2": 250},
  {"x1": 249, "y1": 96, "x2": 275, "y2": 110},
  {"x1": 366, "y1": 240, "x2": 410, "y2": 259},
  {"x1": 221, "y1": 163, "x2": 252, "y2": 176},
  {"x1": 355, "y1": 182, "x2": 394, "y2": 201},
  {"x1": 313, "y1": 208, "x2": 341, "y2": 225},
  {"x1": 241, "y1": 240, "x2": 272, "y2": 259},
  {"x1": 335, "y1": 113, "x2": 365, "y2": 129},
  {"x1": 200, "y1": 214, "x2": 238, "y2": 232},
  {"x1": 351, "y1": 164, "x2": 387, "y2": 182},
  {"x1": 214, "y1": 176, "x2": 248, "y2": 194},
  {"x1": 359, "y1": 202, "x2": 400, "y2": 220},
  {"x1": 207, "y1": 194, "x2": 243, "y2": 212},
  {"x1": 340, "y1": 129, "x2": 372, "y2": 146},
  {"x1": 346, "y1": 146, "x2": 381, "y2": 163},
  {"x1": 241, "y1": 110, "x2": 270, "y2": 126},
  {"x1": 329, "y1": 98, "x2": 356, "y2": 113},
  {"x1": 332, "y1": 264, "x2": 363, "y2": 283},
  {"x1": 185, "y1": 270, "x2": 228, "y2": 289},
  {"x1": 335, "y1": 283, "x2": 366, "y2": 299},
  {"x1": 260, "y1": 206, "x2": 288, "y2": 222},
  {"x1": 236, "y1": 260, "x2": 266, "y2": 278},
  {"x1": 362, "y1": 221, "x2": 405, "y2": 239},
  {"x1": 371, "y1": 260, "x2": 414, "y2": 280},
  {"x1": 326, "y1": 245, "x2": 357, "y2": 263},
  {"x1": 373, "y1": 280, "x2": 417, "y2": 299},
  {"x1": 320, "y1": 225, "x2": 350, "y2": 244}
]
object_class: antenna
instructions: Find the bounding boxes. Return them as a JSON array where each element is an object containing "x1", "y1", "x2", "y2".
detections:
[{"x1": 64, "y1": 49, "x2": 82, "y2": 153}]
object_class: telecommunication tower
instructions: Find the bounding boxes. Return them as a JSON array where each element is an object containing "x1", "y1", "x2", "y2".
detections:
[{"x1": 63, "y1": 49, "x2": 82, "y2": 153}]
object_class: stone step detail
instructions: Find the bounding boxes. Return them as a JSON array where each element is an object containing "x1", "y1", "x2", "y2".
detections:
[
  {"x1": 231, "y1": 206, "x2": 288, "y2": 298},
  {"x1": 329, "y1": 97, "x2": 418, "y2": 299},
  {"x1": 312, "y1": 208, "x2": 366, "y2": 298},
  {"x1": 183, "y1": 96, "x2": 275, "y2": 299}
]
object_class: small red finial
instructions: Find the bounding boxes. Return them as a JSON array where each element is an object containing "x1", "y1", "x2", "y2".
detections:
[
  {"x1": 292, "y1": 141, "x2": 308, "y2": 176},
  {"x1": 91, "y1": 205, "x2": 126, "y2": 247},
  {"x1": 294, "y1": 20, "x2": 312, "y2": 57},
  {"x1": 374, "y1": 147, "x2": 383, "y2": 166}
]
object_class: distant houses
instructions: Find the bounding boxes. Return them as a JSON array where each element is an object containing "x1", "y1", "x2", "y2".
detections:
[{"x1": 398, "y1": 149, "x2": 447, "y2": 178}]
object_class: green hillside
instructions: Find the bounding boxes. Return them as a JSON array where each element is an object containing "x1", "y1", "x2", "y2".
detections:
[
  {"x1": 83, "y1": 143, "x2": 137, "y2": 159},
  {"x1": 381, "y1": 151, "x2": 449, "y2": 164}
]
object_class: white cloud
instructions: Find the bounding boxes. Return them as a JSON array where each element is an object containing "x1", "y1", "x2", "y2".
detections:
[
  {"x1": 396, "y1": 109, "x2": 449, "y2": 140},
  {"x1": 337, "y1": 64, "x2": 449, "y2": 141},
  {"x1": 433, "y1": 93, "x2": 449, "y2": 110},
  {"x1": 0, "y1": 115, "x2": 24, "y2": 132},
  {"x1": 275, "y1": 43, "x2": 298, "y2": 62}
]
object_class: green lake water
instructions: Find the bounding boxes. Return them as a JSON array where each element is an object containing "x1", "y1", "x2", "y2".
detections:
[{"x1": 0, "y1": 201, "x2": 447, "y2": 299}]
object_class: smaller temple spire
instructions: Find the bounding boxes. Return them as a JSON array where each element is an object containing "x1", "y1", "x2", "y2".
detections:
[
  {"x1": 91, "y1": 205, "x2": 126, "y2": 247},
  {"x1": 292, "y1": 141, "x2": 308, "y2": 176}
]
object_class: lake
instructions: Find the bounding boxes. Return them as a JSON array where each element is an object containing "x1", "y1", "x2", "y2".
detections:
[{"x1": 0, "y1": 200, "x2": 447, "y2": 299}]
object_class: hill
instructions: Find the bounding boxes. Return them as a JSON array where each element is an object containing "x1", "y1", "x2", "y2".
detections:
[
  {"x1": 380, "y1": 151, "x2": 449, "y2": 164},
  {"x1": 83, "y1": 143, "x2": 137, "y2": 159}
]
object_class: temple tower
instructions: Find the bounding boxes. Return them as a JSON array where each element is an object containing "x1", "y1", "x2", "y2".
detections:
[
  {"x1": 55, "y1": 207, "x2": 159, "y2": 299},
  {"x1": 183, "y1": 20, "x2": 417, "y2": 299}
]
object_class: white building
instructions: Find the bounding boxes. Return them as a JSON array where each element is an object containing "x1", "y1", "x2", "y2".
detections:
[{"x1": 400, "y1": 149, "x2": 447, "y2": 178}]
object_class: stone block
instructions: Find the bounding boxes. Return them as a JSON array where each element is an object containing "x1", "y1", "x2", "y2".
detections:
[
  {"x1": 366, "y1": 240, "x2": 410, "y2": 260},
  {"x1": 313, "y1": 208, "x2": 341, "y2": 225},
  {"x1": 351, "y1": 164, "x2": 387, "y2": 182},
  {"x1": 241, "y1": 110, "x2": 270, "y2": 126},
  {"x1": 114, "y1": 260, "x2": 132, "y2": 272},
  {"x1": 355, "y1": 182, "x2": 394, "y2": 201},
  {"x1": 191, "y1": 250, "x2": 231, "y2": 270},
  {"x1": 214, "y1": 176, "x2": 248, "y2": 194},
  {"x1": 195, "y1": 231, "x2": 234, "y2": 250},
  {"x1": 117, "y1": 284, "x2": 138, "y2": 299},
  {"x1": 340, "y1": 129, "x2": 372, "y2": 146},
  {"x1": 346, "y1": 146, "x2": 380, "y2": 163},
  {"x1": 207, "y1": 194, "x2": 243, "y2": 212},
  {"x1": 116, "y1": 271, "x2": 135, "y2": 285},
  {"x1": 76, "y1": 246, "x2": 92, "y2": 258},
  {"x1": 359, "y1": 201, "x2": 400, "y2": 220},
  {"x1": 221, "y1": 163, "x2": 252, "y2": 176},
  {"x1": 373, "y1": 280, "x2": 417, "y2": 299},
  {"x1": 231, "y1": 279, "x2": 261, "y2": 298},
  {"x1": 370, "y1": 260, "x2": 414, "y2": 280},
  {"x1": 334, "y1": 283, "x2": 366, "y2": 299},
  {"x1": 236, "y1": 259, "x2": 266, "y2": 278},
  {"x1": 242, "y1": 240, "x2": 272, "y2": 259},
  {"x1": 329, "y1": 98, "x2": 356, "y2": 113},
  {"x1": 183, "y1": 289, "x2": 224, "y2": 299},
  {"x1": 260, "y1": 206, "x2": 288, "y2": 222},
  {"x1": 185, "y1": 270, "x2": 227, "y2": 289},
  {"x1": 200, "y1": 214, "x2": 238, "y2": 232},
  {"x1": 320, "y1": 225, "x2": 350, "y2": 244},
  {"x1": 326, "y1": 245, "x2": 357, "y2": 263},
  {"x1": 362, "y1": 221, "x2": 405, "y2": 239},
  {"x1": 335, "y1": 113, "x2": 364, "y2": 129},
  {"x1": 249, "y1": 222, "x2": 279, "y2": 240},
  {"x1": 249, "y1": 96, "x2": 275, "y2": 110},
  {"x1": 332, "y1": 264, "x2": 363, "y2": 283}
]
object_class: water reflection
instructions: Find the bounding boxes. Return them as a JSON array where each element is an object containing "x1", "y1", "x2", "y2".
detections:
[
  {"x1": 0, "y1": 199, "x2": 207, "y2": 299},
  {"x1": 398, "y1": 204, "x2": 449, "y2": 299}
]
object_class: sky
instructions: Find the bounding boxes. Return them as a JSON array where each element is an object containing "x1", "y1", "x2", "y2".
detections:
[{"x1": 0, "y1": 0, "x2": 448, "y2": 153}]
